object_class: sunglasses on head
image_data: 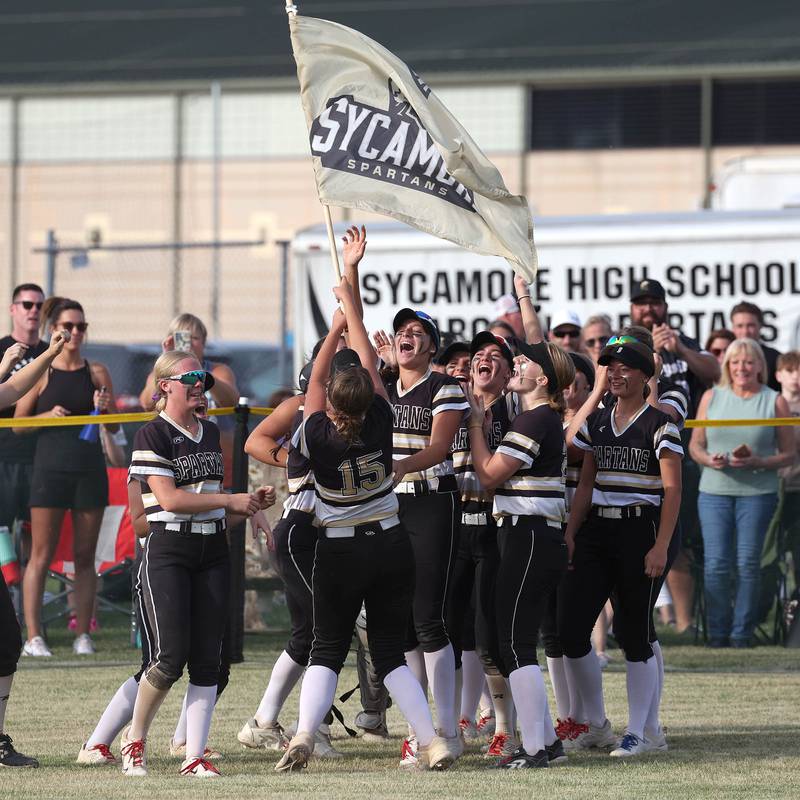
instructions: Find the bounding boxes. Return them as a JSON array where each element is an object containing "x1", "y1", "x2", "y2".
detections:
[
  {"x1": 14, "y1": 300, "x2": 44, "y2": 311},
  {"x1": 607, "y1": 335, "x2": 639, "y2": 346},
  {"x1": 167, "y1": 370, "x2": 210, "y2": 387},
  {"x1": 585, "y1": 335, "x2": 610, "y2": 349},
  {"x1": 60, "y1": 322, "x2": 88, "y2": 333}
]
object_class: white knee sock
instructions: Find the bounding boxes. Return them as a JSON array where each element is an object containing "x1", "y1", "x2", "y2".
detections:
[
  {"x1": 384, "y1": 666, "x2": 436, "y2": 747},
  {"x1": 542, "y1": 692, "x2": 557, "y2": 745},
  {"x1": 625, "y1": 658, "x2": 657, "y2": 740},
  {"x1": 297, "y1": 665, "x2": 338, "y2": 738},
  {"x1": 404, "y1": 647, "x2": 428, "y2": 694},
  {"x1": 644, "y1": 641, "x2": 664, "y2": 736},
  {"x1": 0, "y1": 674, "x2": 12, "y2": 734},
  {"x1": 424, "y1": 644, "x2": 457, "y2": 737},
  {"x1": 565, "y1": 652, "x2": 605, "y2": 726},
  {"x1": 185, "y1": 683, "x2": 217, "y2": 760},
  {"x1": 479, "y1": 679, "x2": 494, "y2": 716},
  {"x1": 86, "y1": 676, "x2": 139, "y2": 747},
  {"x1": 255, "y1": 650, "x2": 306, "y2": 726},
  {"x1": 173, "y1": 691, "x2": 188, "y2": 746},
  {"x1": 546, "y1": 656, "x2": 570, "y2": 721},
  {"x1": 460, "y1": 650, "x2": 485, "y2": 721},
  {"x1": 486, "y1": 674, "x2": 514, "y2": 734},
  {"x1": 508, "y1": 665, "x2": 547, "y2": 755}
]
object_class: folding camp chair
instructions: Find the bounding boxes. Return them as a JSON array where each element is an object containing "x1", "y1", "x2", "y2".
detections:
[{"x1": 44, "y1": 467, "x2": 136, "y2": 626}]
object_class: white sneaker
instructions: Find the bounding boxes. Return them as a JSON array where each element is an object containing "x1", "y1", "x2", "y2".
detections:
[
  {"x1": 644, "y1": 727, "x2": 668, "y2": 752},
  {"x1": 23, "y1": 636, "x2": 52, "y2": 657},
  {"x1": 73, "y1": 634, "x2": 96, "y2": 655},
  {"x1": 418, "y1": 735, "x2": 455, "y2": 771},
  {"x1": 76, "y1": 743, "x2": 118, "y2": 765},
  {"x1": 274, "y1": 732, "x2": 314, "y2": 773},
  {"x1": 169, "y1": 739, "x2": 222, "y2": 760},
  {"x1": 180, "y1": 756, "x2": 221, "y2": 777},
  {"x1": 313, "y1": 728, "x2": 343, "y2": 759},
  {"x1": 398, "y1": 736, "x2": 418, "y2": 768},
  {"x1": 610, "y1": 731, "x2": 650, "y2": 757},
  {"x1": 573, "y1": 718, "x2": 617, "y2": 749},
  {"x1": 237, "y1": 718, "x2": 287, "y2": 751},
  {"x1": 120, "y1": 728, "x2": 147, "y2": 777}
]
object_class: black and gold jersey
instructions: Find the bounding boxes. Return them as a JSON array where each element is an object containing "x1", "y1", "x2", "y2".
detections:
[{"x1": 284, "y1": 407, "x2": 315, "y2": 514}]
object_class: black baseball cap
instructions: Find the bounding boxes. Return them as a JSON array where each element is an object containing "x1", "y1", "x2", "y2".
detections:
[
  {"x1": 569, "y1": 351, "x2": 595, "y2": 389},
  {"x1": 436, "y1": 340, "x2": 470, "y2": 367},
  {"x1": 330, "y1": 347, "x2": 362, "y2": 377},
  {"x1": 598, "y1": 338, "x2": 655, "y2": 377},
  {"x1": 630, "y1": 278, "x2": 666, "y2": 303},
  {"x1": 470, "y1": 331, "x2": 515, "y2": 369},
  {"x1": 393, "y1": 308, "x2": 440, "y2": 352},
  {"x1": 516, "y1": 340, "x2": 558, "y2": 391},
  {"x1": 298, "y1": 361, "x2": 314, "y2": 394}
]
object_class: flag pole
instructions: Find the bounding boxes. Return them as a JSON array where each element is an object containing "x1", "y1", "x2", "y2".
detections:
[{"x1": 286, "y1": 0, "x2": 342, "y2": 283}]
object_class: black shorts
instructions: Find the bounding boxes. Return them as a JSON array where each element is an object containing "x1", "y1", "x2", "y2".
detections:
[
  {"x1": 0, "y1": 462, "x2": 34, "y2": 526},
  {"x1": 29, "y1": 467, "x2": 109, "y2": 509}
]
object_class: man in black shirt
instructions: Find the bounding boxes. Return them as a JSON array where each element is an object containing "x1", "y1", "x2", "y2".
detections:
[
  {"x1": 730, "y1": 301, "x2": 782, "y2": 392},
  {"x1": 0, "y1": 284, "x2": 47, "y2": 551}
]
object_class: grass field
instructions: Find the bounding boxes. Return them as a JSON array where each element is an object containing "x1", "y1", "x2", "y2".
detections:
[{"x1": 6, "y1": 620, "x2": 800, "y2": 800}]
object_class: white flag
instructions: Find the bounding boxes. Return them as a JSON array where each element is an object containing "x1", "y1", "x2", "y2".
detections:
[{"x1": 288, "y1": 13, "x2": 537, "y2": 281}]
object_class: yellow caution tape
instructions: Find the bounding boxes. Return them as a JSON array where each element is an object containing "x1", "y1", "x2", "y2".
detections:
[{"x1": 684, "y1": 417, "x2": 800, "y2": 429}]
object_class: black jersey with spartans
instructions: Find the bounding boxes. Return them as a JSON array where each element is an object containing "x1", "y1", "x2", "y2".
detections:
[
  {"x1": 494, "y1": 404, "x2": 566, "y2": 523},
  {"x1": 285, "y1": 407, "x2": 315, "y2": 514},
  {"x1": 573, "y1": 404, "x2": 683, "y2": 507},
  {"x1": 130, "y1": 411, "x2": 225, "y2": 524},
  {"x1": 385, "y1": 368, "x2": 469, "y2": 486},
  {"x1": 299, "y1": 396, "x2": 398, "y2": 527},
  {"x1": 452, "y1": 392, "x2": 516, "y2": 513}
]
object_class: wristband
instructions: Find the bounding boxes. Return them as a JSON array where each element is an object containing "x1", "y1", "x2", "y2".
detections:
[{"x1": 517, "y1": 294, "x2": 531, "y2": 301}]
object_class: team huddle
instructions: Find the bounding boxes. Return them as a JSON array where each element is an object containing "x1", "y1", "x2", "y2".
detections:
[{"x1": 75, "y1": 225, "x2": 684, "y2": 776}]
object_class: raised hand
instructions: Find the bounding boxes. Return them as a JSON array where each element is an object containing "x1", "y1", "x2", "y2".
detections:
[
  {"x1": 372, "y1": 330, "x2": 396, "y2": 368},
  {"x1": 342, "y1": 225, "x2": 367, "y2": 269},
  {"x1": 0, "y1": 342, "x2": 27, "y2": 376}
]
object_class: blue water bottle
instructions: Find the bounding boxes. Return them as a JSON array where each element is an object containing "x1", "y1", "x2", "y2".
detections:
[{"x1": 79, "y1": 386, "x2": 106, "y2": 443}]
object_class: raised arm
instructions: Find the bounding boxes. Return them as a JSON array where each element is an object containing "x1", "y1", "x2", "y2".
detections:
[
  {"x1": 0, "y1": 331, "x2": 67, "y2": 410},
  {"x1": 332, "y1": 278, "x2": 387, "y2": 401},
  {"x1": 565, "y1": 365, "x2": 608, "y2": 448},
  {"x1": 342, "y1": 225, "x2": 366, "y2": 321},
  {"x1": 305, "y1": 307, "x2": 348, "y2": 419},
  {"x1": 514, "y1": 273, "x2": 544, "y2": 344}
]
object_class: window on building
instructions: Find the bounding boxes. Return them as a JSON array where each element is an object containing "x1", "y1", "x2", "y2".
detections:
[
  {"x1": 529, "y1": 83, "x2": 701, "y2": 150},
  {"x1": 713, "y1": 80, "x2": 800, "y2": 145}
]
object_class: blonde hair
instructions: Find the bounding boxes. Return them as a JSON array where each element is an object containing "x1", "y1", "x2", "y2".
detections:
[
  {"x1": 546, "y1": 342, "x2": 576, "y2": 416},
  {"x1": 168, "y1": 313, "x2": 207, "y2": 343},
  {"x1": 584, "y1": 314, "x2": 613, "y2": 332},
  {"x1": 152, "y1": 351, "x2": 201, "y2": 412},
  {"x1": 719, "y1": 338, "x2": 767, "y2": 389}
]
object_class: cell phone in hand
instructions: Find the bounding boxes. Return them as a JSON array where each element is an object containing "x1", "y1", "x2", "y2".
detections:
[
  {"x1": 732, "y1": 444, "x2": 752, "y2": 459},
  {"x1": 174, "y1": 330, "x2": 192, "y2": 352}
]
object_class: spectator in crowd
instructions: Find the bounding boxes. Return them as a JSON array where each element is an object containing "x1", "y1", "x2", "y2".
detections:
[
  {"x1": 689, "y1": 339, "x2": 794, "y2": 648},
  {"x1": 775, "y1": 351, "x2": 800, "y2": 589},
  {"x1": 488, "y1": 319, "x2": 518, "y2": 350},
  {"x1": 436, "y1": 340, "x2": 471, "y2": 383},
  {"x1": 730, "y1": 301, "x2": 781, "y2": 391},
  {"x1": 0, "y1": 284, "x2": 48, "y2": 562},
  {"x1": 547, "y1": 310, "x2": 583, "y2": 353},
  {"x1": 705, "y1": 329, "x2": 736, "y2": 366},
  {"x1": 493, "y1": 294, "x2": 524, "y2": 340},
  {"x1": 582, "y1": 315, "x2": 613, "y2": 366},
  {"x1": 629, "y1": 278, "x2": 719, "y2": 637},
  {"x1": 14, "y1": 298, "x2": 117, "y2": 657},
  {"x1": 138, "y1": 313, "x2": 239, "y2": 411}
]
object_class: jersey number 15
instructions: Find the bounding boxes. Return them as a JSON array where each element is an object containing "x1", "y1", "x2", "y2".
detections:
[{"x1": 337, "y1": 451, "x2": 386, "y2": 497}]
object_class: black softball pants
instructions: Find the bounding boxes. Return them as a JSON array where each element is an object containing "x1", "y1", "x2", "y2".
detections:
[
  {"x1": 558, "y1": 508, "x2": 661, "y2": 663},
  {"x1": 0, "y1": 571, "x2": 21, "y2": 677},
  {"x1": 445, "y1": 520, "x2": 501, "y2": 671},
  {"x1": 273, "y1": 510, "x2": 317, "y2": 667},
  {"x1": 495, "y1": 516, "x2": 568, "y2": 675},
  {"x1": 399, "y1": 491, "x2": 461, "y2": 653},
  {"x1": 140, "y1": 527, "x2": 230, "y2": 689},
  {"x1": 309, "y1": 522, "x2": 415, "y2": 681}
]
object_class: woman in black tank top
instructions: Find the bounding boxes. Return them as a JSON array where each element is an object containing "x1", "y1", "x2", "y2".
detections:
[{"x1": 14, "y1": 298, "x2": 117, "y2": 657}]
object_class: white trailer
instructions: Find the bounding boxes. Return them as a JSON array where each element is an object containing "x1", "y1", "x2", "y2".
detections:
[
  {"x1": 292, "y1": 210, "x2": 800, "y2": 374},
  {"x1": 710, "y1": 155, "x2": 800, "y2": 210}
]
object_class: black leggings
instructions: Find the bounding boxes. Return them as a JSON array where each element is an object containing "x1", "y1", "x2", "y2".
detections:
[
  {"x1": 558, "y1": 508, "x2": 662, "y2": 663},
  {"x1": 0, "y1": 571, "x2": 21, "y2": 677},
  {"x1": 273, "y1": 510, "x2": 316, "y2": 667},
  {"x1": 399, "y1": 492, "x2": 461, "y2": 652},
  {"x1": 309, "y1": 522, "x2": 415, "y2": 681},
  {"x1": 140, "y1": 528, "x2": 230, "y2": 689},
  {"x1": 495, "y1": 516, "x2": 567, "y2": 675},
  {"x1": 445, "y1": 520, "x2": 501, "y2": 671}
]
